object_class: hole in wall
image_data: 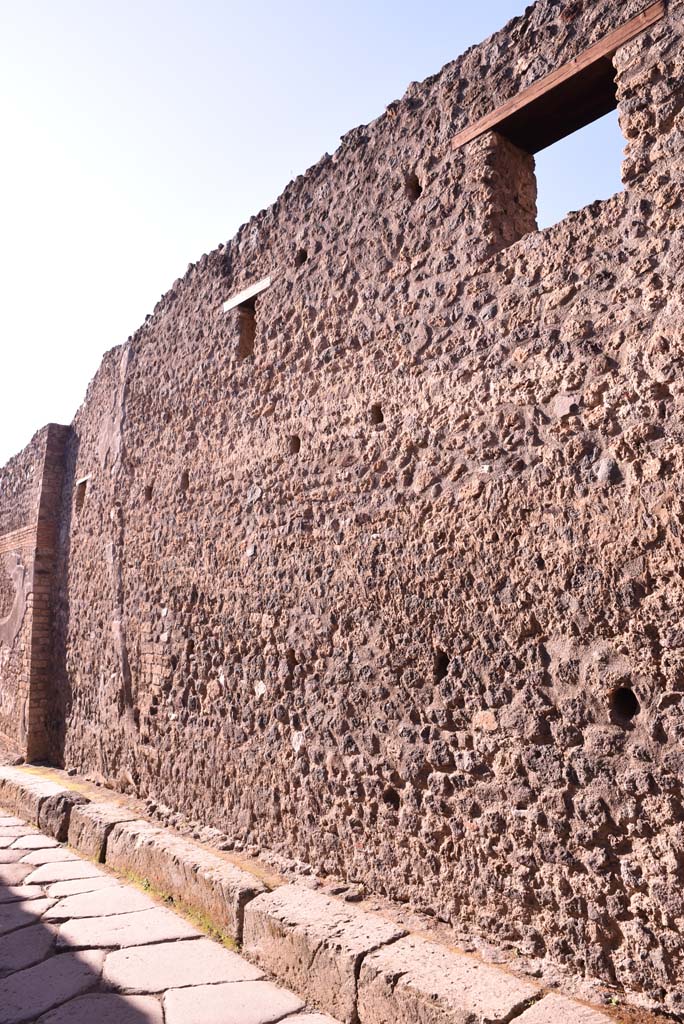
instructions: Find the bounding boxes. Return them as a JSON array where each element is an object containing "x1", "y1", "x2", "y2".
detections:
[
  {"x1": 370, "y1": 403, "x2": 384, "y2": 426},
  {"x1": 610, "y1": 686, "x2": 640, "y2": 723},
  {"x1": 289, "y1": 435, "x2": 301, "y2": 455},
  {"x1": 433, "y1": 650, "x2": 450, "y2": 682},
  {"x1": 179, "y1": 471, "x2": 189, "y2": 494},
  {"x1": 74, "y1": 480, "x2": 88, "y2": 514},
  {"x1": 144, "y1": 484, "x2": 153, "y2": 502},
  {"x1": 295, "y1": 249, "x2": 308, "y2": 268},
  {"x1": 405, "y1": 172, "x2": 423, "y2": 202},
  {"x1": 382, "y1": 787, "x2": 401, "y2": 811},
  {"x1": 237, "y1": 300, "x2": 256, "y2": 360}
]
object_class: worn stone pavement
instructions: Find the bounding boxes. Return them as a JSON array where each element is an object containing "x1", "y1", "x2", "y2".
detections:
[{"x1": 0, "y1": 810, "x2": 339, "y2": 1024}]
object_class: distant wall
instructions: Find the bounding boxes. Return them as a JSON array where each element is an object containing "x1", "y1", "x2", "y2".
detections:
[
  {"x1": 0, "y1": 425, "x2": 69, "y2": 758},
  {"x1": 2, "y1": 0, "x2": 683, "y2": 1011}
]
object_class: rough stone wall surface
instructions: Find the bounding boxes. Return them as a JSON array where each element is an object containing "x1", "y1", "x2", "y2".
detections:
[{"x1": 2, "y1": 0, "x2": 683, "y2": 1011}]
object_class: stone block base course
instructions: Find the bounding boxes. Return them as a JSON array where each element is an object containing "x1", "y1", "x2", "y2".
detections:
[
  {"x1": 357, "y1": 934, "x2": 541, "y2": 1024},
  {"x1": 105, "y1": 817, "x2": 267, "y2": 943},
  {"x1": 67, "y1": 801, "x2": 139, "y2": 861},
  {"x1": 243, "y1": 885, "x2": 406, "y2": 1023},
  {"x1": 0, "y1": 769, "x2": 86, "y2": 843}
]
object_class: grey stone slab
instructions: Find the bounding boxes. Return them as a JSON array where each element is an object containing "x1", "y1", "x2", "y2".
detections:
[
  {"x1": 514, "y1": 994, "x2": 614, "y2": 1023},
  {"x1": 0, "y1": 837, "x2": 16, "y2": 849},
  {"x1": 103, "y1": 936, "x2": 263, "y2": 993},
  {"x1": 357, "y1": 935, "x2": 541, "y2": 1024},
  {"x1": 0, "y1": 922, "x2": 57, "y2": 976},
  {"x1": 46, "y1": 875, "x2": 121, "y2": 899},
  {"x1": 68, "y1": 801, "x2": 140, "y2": 862},
  {"x1": 37, "y1": 993, "x2": 163, "y2": 1024},
  {"x1": 163, "y1": 980, "x2": 304, "y2": 1024},
  {"x1": 19, "y1": 847, "x2": 80, "y2": 865},
  {"x1": 44, "y1": 885, "x2": 157, "y2": 921},
  {"x1": 106, "y1": 818, "x2": 266, "y2": 943},
  {"x1": 0, "y1": 948, "x2": 103, "y2": 1023},
  {"x1": 10, "y1": 834, "x2": 59, "y2": 850},
  {"x1": 0, "y1": 851, "x2": 24, "y2": 864},
  {"x1": 0, "y1": 827, "x2": 33, "y2": 838},
  {"x1": 243, "y1": 886, "x2": 406, "y2": 1023},
  {"x1": 57, "y1": 906, "x2": 202, "y2": 949},
  {"x1": 0, "y1": 818, "x2": 23, "y2": 827},
  {"x1": 24, "y1": 860, "x2": 106, "y2": 885},
  {"x1": 0, "y1": 898, "x2": 55, "y2": 937},
  {"x1": 0, "y1": 885, "x2": 47, "y2": 904},
  {"x1": 0, "y1": 864, "x2": 33, "y2": 887}
]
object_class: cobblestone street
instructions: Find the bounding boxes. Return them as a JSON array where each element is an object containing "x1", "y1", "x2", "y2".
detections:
[{"x1": 0, "y1": 810, "x2": 337, "y2": 1024}]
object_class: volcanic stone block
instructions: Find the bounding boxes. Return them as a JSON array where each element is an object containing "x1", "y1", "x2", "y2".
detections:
[
  {"x1": 68, "y1": 802, "x2": 139, "y2": 862},
  {"x1": 0, "y1": 768, "x2": 69, "y2": 826},
  {"x1": 514, "y1": 994, "x2": 614, "y2": 1023},
  {"x1": 103, "y1": 936, "x2": 263, "y2": 992},
  {"x1": 357, "y1": 935, "x2": 540, "y2": 1024},
  {"x1": 38, "y1": 791, "x2": 89, "y2": 842},
  {"x1": 243, "y1": 886, "x2": 406, "y2": 1023},
  {"x1": 105, "y1": 819, "x2": 266, "y2": 942}
]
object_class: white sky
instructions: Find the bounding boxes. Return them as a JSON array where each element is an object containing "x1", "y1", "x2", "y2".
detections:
[{"x1": 0, "y1": 1, "x2": 623, "y2": 466}]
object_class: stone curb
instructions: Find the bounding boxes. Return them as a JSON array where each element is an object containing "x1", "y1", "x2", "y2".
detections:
[
  {"x1": 105, "y1": 817, "x2": 267, "y2": 944},
  {"x1": 0, "y1": 766, "x2": 616, "y2": 1023}
]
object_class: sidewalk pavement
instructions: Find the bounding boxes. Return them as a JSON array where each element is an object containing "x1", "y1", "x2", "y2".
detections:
[{"x1": 0, "y1": 809, "x2": 339, "y2": 1024}]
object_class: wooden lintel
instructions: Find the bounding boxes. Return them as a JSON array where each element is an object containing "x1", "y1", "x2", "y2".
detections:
[
  {"x1": 451, "y1": 1, "x2": 666, "y2": 152},
  {"x1": 223, "y1": 276, "x2": 272, "y2": 314}
]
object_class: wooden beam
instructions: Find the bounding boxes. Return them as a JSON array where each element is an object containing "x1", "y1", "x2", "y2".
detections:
[
  {"x1": 223, "y1": 276, "x2": 272, "y2": 313},
  {"x1": 452, "y1": 1, "x2": 666, "y2": 151}
]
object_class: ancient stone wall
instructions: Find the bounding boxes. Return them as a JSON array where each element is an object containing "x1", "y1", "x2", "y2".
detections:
[
  {"x1": 0, "y1": 425, "x2": 69, "y2": 757},
  {"x1": 2, "y1": 0, "x2": 683, "y2": 1010}
]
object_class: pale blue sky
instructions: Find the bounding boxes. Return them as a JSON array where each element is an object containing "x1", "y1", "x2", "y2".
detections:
[{"x1": 0, "y1": 1, "x2": 624, "y2": 466}]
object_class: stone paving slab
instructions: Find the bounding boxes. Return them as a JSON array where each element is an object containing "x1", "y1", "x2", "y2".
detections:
[
  {"x1": 106, "y1": 818, "x2": 267, "y2": 943},
  {"x1": 10, "y1": 834, "x2": 59, "y2": 851},
  {"x1": 357, "y1": 934, "x2": 540, "y2": 1024},
  {"x1": 0, "y1": 948, "x2": 104, "y2": 1024},
  {"x1": 44, "y1": 884, "x2": 158, "y2": 921},
  {"x1": 243, "y1": 885, "x2": 406, "y2": 1023},
  {"x1": 514, "y1": 993, "x2": 614, "y2": 1023},
  {"x1": 163, "y1": 979, "x2": 305, "y2": 1024},
  {"x1": 0, "y1": 921, "x2": 57, "y2": 977},
  {"x1": 19, "y1": 847, "x2": 80, "y2": 865},
  {"x1": 104, "y1": 936, "x2": 264, "y2": 992},
  {"x1": 0, "y1": 864, "x2": 33, "y2": 887},
  {"x1": 23, "y1": 860, "x2": 106, "y2": 885},
  {"x1": 36, "y1": 992, "x2": 164, "y2": 1024},
  {"x1": 57, "y1": 905, "x2": 204, "y2": 949},
  {"x1": 0, "y1": 898, "x2": 55, "y2": 937},
  {"x1": 0, "y1": 851, "x2": 24, "y2": 864},
  {"x1": 0, "y1": 884, "x2": 46, "y2": 904},
  {"x1": 46, "y1": 875, "x2": 121, "y2": 899}
]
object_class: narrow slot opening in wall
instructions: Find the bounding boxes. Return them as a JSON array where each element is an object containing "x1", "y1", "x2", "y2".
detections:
[
  {"x1": 237, "y1": 299, "x2": 256, "y2": 360},
  {"x1": 289, "y1": 435, "x2": 301, "y2": 455},
  {"x1": 74, "y1": 478, "x2": 88, "y2": 514},
  {"x1": 370, "y1": 403, "x2": 384, "y2": 426},
  {"x1": 534, "y1": 108, "x2": 624, "y2": 230},
  {"x1": 405, "y1": 172, "x2": 423, "y2": 202}
]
